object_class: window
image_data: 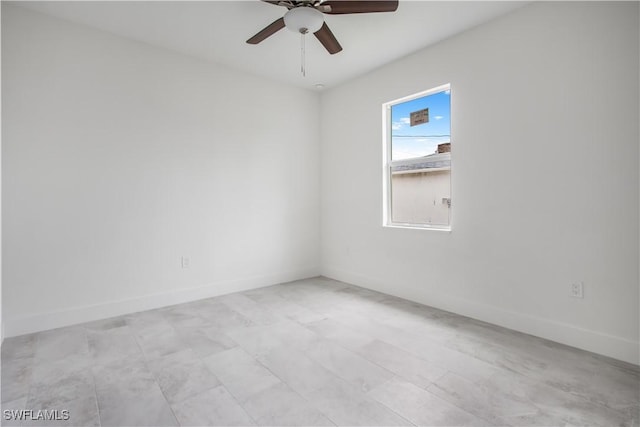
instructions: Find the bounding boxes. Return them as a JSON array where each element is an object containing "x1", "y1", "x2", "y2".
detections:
[{"x1": 383, "y1": 84, "x2": 451, "y2": 229}]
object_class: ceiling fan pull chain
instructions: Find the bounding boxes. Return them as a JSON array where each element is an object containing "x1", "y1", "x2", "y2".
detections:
[{"x1": 300, "y1": 32, "x2": 306, "y2": 77}]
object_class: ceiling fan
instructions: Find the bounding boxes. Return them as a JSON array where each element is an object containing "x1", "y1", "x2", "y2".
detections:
[{"x1": 246, "y1": 0, "x2": 399, "y2": 55}]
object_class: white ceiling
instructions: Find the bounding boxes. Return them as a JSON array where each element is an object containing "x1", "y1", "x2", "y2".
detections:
[{"x1": 16, "y1": 1, "x2": 527, "y2": 90}]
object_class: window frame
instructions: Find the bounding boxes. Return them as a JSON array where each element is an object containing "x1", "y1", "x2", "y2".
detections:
[{"x1": 382, "y1": 83, "x2": 452, "y2": 231}]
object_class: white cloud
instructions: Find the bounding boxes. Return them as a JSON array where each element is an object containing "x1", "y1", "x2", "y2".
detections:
[
  {"x1": 434, "y1": 115, "x2": 444, "y2": 120},
  {"x1": 392, "y1": 118, "x2": 410, "y2": 130}
]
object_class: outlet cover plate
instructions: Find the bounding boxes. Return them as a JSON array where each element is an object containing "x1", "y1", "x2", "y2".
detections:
[{"x1": 570, "y1": 282, "x2": 584, "y2": 298}]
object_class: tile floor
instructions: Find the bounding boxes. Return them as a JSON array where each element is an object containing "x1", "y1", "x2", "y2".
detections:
[{"x1": 1, "y1": 277, "x2": 638, "y2": 426}]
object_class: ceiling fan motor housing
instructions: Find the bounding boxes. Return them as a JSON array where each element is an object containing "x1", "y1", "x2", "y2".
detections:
[{"x1": 284, "y1": 7, "x2": 324, "y2": 34}]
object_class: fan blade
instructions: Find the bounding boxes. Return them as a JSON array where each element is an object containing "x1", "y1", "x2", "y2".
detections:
[
  {"x1": 260, "y1": 0, "x2": 282, "y2": 4},
  {"x1": 322, "y1": 0, "x2": 398, "y2": 14},
  {"x1": 246, "y1": 17, "x2": 286, "y2": 44},
  {"x1": 314, "y1": 22, "x2": 342, "y2": 54}
]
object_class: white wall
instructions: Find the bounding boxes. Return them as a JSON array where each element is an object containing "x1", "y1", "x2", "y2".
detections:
[
  {"x1": 2, "y1": 5, "x2": 320, "y2": 336},
  {"x1": 0, "y1": 2, "x2": 3, "y2": 346},
  {"x1": 320, "y1": 2, "x2": 639, "y2": 364},
  {"x1": 391, "y1": 170, "x2": 451, "y2": 226}
]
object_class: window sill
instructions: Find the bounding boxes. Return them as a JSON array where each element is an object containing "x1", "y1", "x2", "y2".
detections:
[{"x1": 383, "y1": 223, "x2": 451, "y2": 232}]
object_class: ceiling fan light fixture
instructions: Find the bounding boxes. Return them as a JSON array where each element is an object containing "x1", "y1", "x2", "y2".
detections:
[{"x1": 284, "y1": 7, "x2": 324, "y2": 34}]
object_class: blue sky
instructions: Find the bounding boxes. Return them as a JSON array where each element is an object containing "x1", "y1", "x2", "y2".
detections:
[{"x1": 391, "y1": 89, "x2": 450, "y2": 160}]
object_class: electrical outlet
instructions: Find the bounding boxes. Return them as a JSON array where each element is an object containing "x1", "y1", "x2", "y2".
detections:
[
  {"x1": 570, "y1": 282, "x2": 584, "y2": 298},
  {"x1": 181, "y1": 256, "x2": 190, "y2": 269}
]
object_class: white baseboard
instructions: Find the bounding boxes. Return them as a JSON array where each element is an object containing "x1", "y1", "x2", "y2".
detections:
[
  {"x1": 322, "y1": 266, "x2": 640, "y2": 366},
  {"x1": 4, "y1": 267, "x2": 320, "y2": 338}
]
